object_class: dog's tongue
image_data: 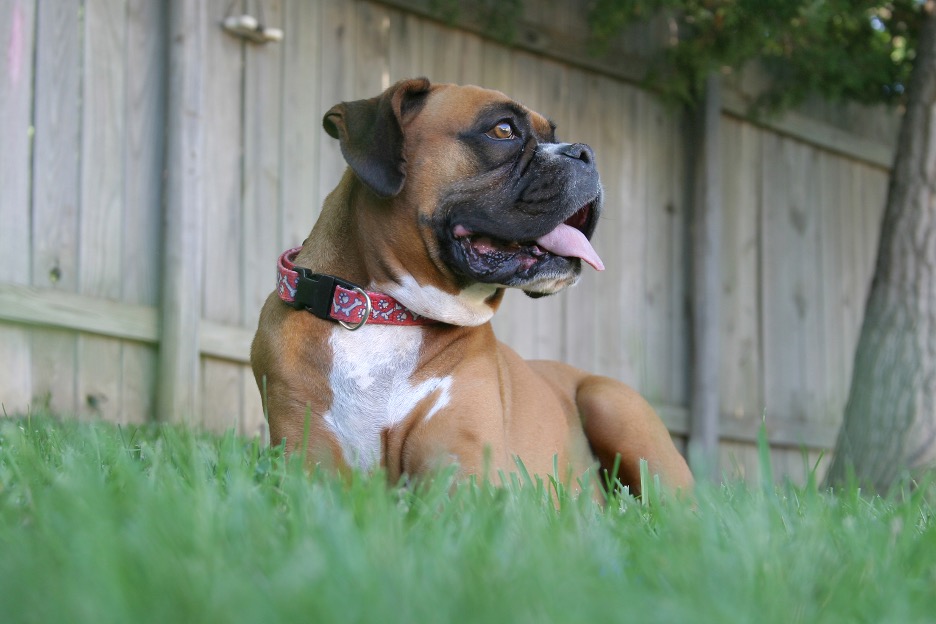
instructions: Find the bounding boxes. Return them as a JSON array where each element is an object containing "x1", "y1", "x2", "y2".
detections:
[{"x1": 536, "y1": 224, "x2": 605, "y2": 271}]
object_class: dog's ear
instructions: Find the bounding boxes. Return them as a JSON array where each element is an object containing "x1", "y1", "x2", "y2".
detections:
[{"x1": 323, "y1": 77, "x2": 432, "y2": 198}]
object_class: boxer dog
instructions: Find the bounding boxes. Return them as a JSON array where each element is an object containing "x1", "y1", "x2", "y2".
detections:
[{"x1": 251, "y1": 78, "x2": 692, "y2": 495}]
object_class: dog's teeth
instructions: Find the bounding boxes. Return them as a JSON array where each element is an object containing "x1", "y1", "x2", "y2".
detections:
[{"x1": 453, "y1": 224, "x2": 472, "y2": 238}]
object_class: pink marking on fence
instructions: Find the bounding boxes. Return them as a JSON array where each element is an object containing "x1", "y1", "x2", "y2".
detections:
[{"x1": 7, "y1": 1, "x2": 24, "y2": 88}]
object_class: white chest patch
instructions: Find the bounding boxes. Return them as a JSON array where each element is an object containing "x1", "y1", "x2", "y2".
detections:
[
  {"x1": 323, "y1": 325, "x2": 452, "y2": 471},
  {"x1": 381, "y1": 275, "x2": 498, "y2": 326}
]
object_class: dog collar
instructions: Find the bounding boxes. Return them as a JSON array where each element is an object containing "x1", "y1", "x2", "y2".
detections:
[{"x1": 276, "y1": 247, "x2": 437, "y2": 330}]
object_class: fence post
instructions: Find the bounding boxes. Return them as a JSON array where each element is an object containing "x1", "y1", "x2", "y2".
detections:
[
  {"x1": 688, "y1": 72, "x2": 722, "y2": 478},
  {"x1": 157, "y1": 0, "x2": 207, "y2": 423}
]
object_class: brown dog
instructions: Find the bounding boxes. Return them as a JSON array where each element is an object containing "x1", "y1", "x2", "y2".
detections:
[{"x1": 251, "y1": 78, "x2": 692, "y2": 495}]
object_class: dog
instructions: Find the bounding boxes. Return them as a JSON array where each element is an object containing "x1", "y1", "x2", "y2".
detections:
[{"x1": 250, "y1": 78, "x2": 692, "y2": 495}]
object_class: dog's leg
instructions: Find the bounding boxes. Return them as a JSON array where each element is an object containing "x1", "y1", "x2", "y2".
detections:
[
  {"x1": 575, "y1": 375, "x2": 693, "y2": 496},
  {"x1": 529, "y1": 360, "x2": 692, "y2": 497}
]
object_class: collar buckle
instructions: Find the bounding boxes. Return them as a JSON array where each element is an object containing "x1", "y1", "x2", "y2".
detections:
[{"x1": 291, "y1": 268, "x2": 359, "y2": 321}]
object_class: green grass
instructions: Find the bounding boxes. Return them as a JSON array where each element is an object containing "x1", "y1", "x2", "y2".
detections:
[{"x1": 1, "y1": 416, "x2": 934, "y2": 624}]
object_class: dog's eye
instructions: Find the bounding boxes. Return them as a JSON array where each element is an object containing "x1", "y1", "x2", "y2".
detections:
[{"x1": 486, "y1": 122, "x2": 516, "y2": 140}]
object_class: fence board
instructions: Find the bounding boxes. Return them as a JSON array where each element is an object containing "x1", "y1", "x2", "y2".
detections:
[
  {"x1": 237, "y1": 0, "x2": 286, "y2": 433},
  {"x1": 118, "y1": 0, "x2": 165, "y2": 423},
  {"x1": 643, "y1": 93, "x2": 688, "y2": 407},
  {"x1": 159, "y1": 0, "x2": 209, "y2": 422},
  {"x1": 316, "y1": 0, "x2": 355, "y2": 200},
  {"x1": 720, "y1": 118, "x2": 763, "y2": 426},
  {"x1": 819, "y1": 152, "x2": 851, "y2": 427},
  {"x1": 202, "y1": 358, "x2": 244, "y2": 433},
  {"x1": 0, "y1": 0, "x2": 36, "y2": 412},
  {"x1": 761, "y1": 135, "x2": 827, "y2": 427},
  {"x1": 280, "y1": 0, "x2": 324, "y2": 250},
  {"x1": 199, "y1": 0, "x2": 247, "y2": 430},
  {"x1": 77, "y1": 0, "x2": 128, "y2": 422},
  {"x1": 354, "y1": 0, "x2": 391, "y2": 93},
  {"x1": 604, "y1": 79, "x2": 646, "y2": 385},
  {"x1": 123, "y1": 0, "x2": 164, "y2": 307},
  {"x1": 0, "y1": 0, "x2": 33, "y2": 286},
  {"x1": 480, "y1": 22, "x2": 511, "y2": 91},
  {"x1": 29, "y1": 0, "x2": 83, "y2": 415},
  {"x1": 242, "y1": 0, "x2": 284, "y2": 331},
  {"x1": 388, "y1": 10, "x2": 423, "y2": 80}
]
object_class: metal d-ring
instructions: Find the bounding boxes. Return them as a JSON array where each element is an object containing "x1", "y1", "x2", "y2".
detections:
[{"x1": 338, "y1": 287, "x2": 372, "y2": 331}]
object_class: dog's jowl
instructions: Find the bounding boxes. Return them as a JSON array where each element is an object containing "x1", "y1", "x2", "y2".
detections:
[{"x1": 250, "y1": 78, "x2": 692, "y2": 495}]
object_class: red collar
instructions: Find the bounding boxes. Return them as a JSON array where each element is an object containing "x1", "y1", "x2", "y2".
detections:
[{"x1": 277, "y1": 247, "x2": 437, "y2": 329}]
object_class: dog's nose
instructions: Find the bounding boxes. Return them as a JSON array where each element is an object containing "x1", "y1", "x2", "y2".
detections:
[{"x1": 559, "y1": 142, "x2": 595, "y2": 166}]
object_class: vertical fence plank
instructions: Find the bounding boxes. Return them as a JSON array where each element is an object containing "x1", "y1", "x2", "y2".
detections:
[
  {"x1": 118, "y1": 0, "x2": 166, "y2": 423},
  {"x1": 480, "y1": 24, "x2": 511, "y2": 92},
  {"x1": 719, "y1": 118, "x2": 763, "y2": 427},
  {"x1": 819, "y1": 152, "x2": 850, "y2": 429},
  {"x1": 159, "y1": 0, "x2": 207, "y2": 423},
  {"x1": 387, "y1": 9, "x2": 423, "y2": 80},
  {"x1": 354, "y1": 0, "x2": 390, "y2": 93},
  {"x1": 237, "y1": 0, "x2": 284, "y2": 435},
  {"x1": 598, "y1": 78, "x2": 643, "y2": 383},
  {"x1": 0, "y1": 0, "x2": 36, "y2": 414},
  {"x1": 30, "y1": 0, "x2": 82, "y2": 414},
  {"x1": 644, "y1": 95, "x2": 689, "y2": 410},
  {"x1": 280, "y1": 0, "x2": 323, "y2": 249},
  {"x1": 0, "y1": 0, "x2": 34, "y2": 287},
  {"x1": 761, "y1": 135, "x2": 826, "y2": 430},
  {"x1": 316, "y1": 0, "x2": 355, "y2": 198},
  {"x1": 199, "y1": 0, "x2": 246, "y2": 432},
  {"x1": 687, "y1": 74, "x2": 722, "y2": 474},
  {"x1": 241, "y1": 1, "x2": 283, "y2": 333},
  {"x1": 77, "y1": 0, "x2": 127, "y2": 422}
]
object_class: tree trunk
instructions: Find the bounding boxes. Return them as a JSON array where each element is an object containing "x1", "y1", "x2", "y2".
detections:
[{"x1": 827, "y1": 3, "x2": 936, "y2": 492}]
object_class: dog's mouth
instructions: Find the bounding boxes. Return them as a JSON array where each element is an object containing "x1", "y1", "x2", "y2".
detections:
[{"x1": 449, "y1": 200, "x2": 604, "y2": 282}]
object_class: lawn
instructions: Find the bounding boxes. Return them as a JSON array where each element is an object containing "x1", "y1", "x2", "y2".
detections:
[{"x1": 0, "y1": 416, "x2": 934, "y2": 624}]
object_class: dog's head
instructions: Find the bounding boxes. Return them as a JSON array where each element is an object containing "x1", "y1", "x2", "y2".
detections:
[{"x1": 323, "y1": 77, "x2": 603, "y2": 318}]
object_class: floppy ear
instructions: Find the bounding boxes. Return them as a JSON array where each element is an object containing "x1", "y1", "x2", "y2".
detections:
[{"x1": 322, "y1": 77, "x2": 432, "y2": 198}]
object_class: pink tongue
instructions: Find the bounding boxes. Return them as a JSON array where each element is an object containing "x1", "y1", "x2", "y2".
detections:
[{"x1": 536, "y1": 224, "x2": 605, "y2": 271}]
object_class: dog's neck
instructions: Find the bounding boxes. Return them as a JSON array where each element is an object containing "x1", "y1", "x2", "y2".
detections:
[{"x1": 296, "y1": 171, "x2": 503, "y2": 327}]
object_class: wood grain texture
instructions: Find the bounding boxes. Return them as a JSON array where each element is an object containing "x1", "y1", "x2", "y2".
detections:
[
  {"x1": 0, "y1": 0, "x2": 33, "y2": 286},
  {"x1": 29, "y1": 0, "x2": 82, "y2": 415},
  {"x1": 761, "y1": 134, "x2": 826, "y2": 426},
  {"x1": 688, "y1": 74, "x2": 723, "y2": 474},
  {"x1": 642, "y1": 88, "x2": 689, "y2": 408},
  {"x1": 119, "y1": 0, "x2": 165, "y2": 423},
  {"x1": 280, "y1": 0, "x2": 324, "y2": 251},
  {"x1": 600, "y1": 77, "x2": 644, "y2": 385},
  {"x1": 159, "y1": 0, "x2": 208, "y2": 423},
  {"x1": 77, "y1": 0, "x2": 128, "y2": 423},
  {"x1": 199, "y1": 0, "x2": 248, "y2": 431},
  {"x1": 0, "y1": 0, "x2": 36, "y2": 413},
  {"x1": 719, "y1": 118, "x2": 763, "y2": 428}
]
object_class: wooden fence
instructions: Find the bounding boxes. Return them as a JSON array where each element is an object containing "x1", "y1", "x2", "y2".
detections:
[{"x1": 0, "y1": 0, "x2": 898, "y2": 483}]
